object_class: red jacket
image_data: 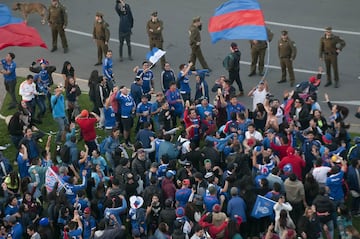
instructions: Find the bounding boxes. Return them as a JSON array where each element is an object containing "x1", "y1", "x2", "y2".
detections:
[{"x1": 199, "y1": 214, "x2": 228, "y2": 239}]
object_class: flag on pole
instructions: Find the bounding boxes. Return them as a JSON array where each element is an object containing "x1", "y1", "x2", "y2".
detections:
[
  {"x1": 0, "y1": 4, "x2": 47, "y2": 50},
  {"x1": 208, "y1": 0, "x2": 267, "y2": 43},
  {"x1": 146, "y1": 47, "x2": 166, "y2": 65},
  {"x1": 45, "y1": 167, "x2": 68, "y2": 192},
  {"x1": 251, "y1": 195, "x2": 276, "y2": 219}
]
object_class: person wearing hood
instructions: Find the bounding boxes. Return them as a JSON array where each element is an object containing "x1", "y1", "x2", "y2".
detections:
[
  {"x1": 223, "y1": 42, "x2": 243, "y2": 96},
  {"x1": 278, "y1": 146, "x2": 305, "y2": 181}
]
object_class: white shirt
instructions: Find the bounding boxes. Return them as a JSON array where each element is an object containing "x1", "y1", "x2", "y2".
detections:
[
  {"x1": 19, "y1": 81, "x2": 37, "y2": 101},
  {"x1": 245, "y1": 130, "x2": 263, "y2": 141},
  {"x1": 312, "y1": 166, "x2": 331, "y2": 184},
  {"x1": 252, "y1": 88, "x2": 267, "y2": 111}
]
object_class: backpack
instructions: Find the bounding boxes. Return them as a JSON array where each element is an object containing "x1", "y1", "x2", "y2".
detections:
[{"x1": 57, "y1": 144, "x2": 71, "y2": 164}]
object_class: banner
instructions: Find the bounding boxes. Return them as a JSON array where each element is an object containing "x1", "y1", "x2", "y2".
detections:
[
  {"x1": 208, "y1": 0, "x2": 267, "y2": 43},
  {"x1": 251, "y1": 195, "x2": 276, "y2": 219},
  {"x1": 45, "y1": 167, "x2": 68, "y2": 192}
]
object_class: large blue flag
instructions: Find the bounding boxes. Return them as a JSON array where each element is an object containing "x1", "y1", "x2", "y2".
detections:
[
  {"x1": 0, "y1": 4, "x2": 47, "y2": 50},
  {"x1": 251, "y1": 195, "x2": 276, "y2": 219},
  {"x1": 208, "y1": 0, "x2": 267, "y2": 43}
]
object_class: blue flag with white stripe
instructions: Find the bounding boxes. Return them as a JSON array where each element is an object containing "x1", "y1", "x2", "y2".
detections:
[{"x1": 146, "y1": 47, "x2": 166, "y2": 64}]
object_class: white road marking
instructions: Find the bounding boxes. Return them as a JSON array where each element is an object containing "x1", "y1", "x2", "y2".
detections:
[{"x1": 265, "y1": 21, "x2": 360, "y2": 36}]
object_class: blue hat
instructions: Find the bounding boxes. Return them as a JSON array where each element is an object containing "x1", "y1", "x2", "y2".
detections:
[
  {"x1": 39, "y1": 217, "x2": 49, "y2": 226},
  {"x1": 166, "y1": 170, "x2": 175, "y2": 178},
  {"x1": 355, "y1": 137, "x2": 360, "y2": 144},
  {"x1": 176, "y1": 207, "x2": 185, "y2": 217}
]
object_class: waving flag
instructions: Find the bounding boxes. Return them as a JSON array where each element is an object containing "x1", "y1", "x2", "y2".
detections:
[
  {"x1": 45, "y1": 167, "x2": 68, "y2": 193},
  {"x1": 208, "y1": 0, "x2": 267, "y2": 43},
  {"x1": 146, "y1": 47, "x2": 166, "y2": 64},
  {"x1": 0, "y1": 4, "x2": 47, "y2": 50},
  {"x1": 251, "y1": 195, "x2": 276, "y2": 219}
]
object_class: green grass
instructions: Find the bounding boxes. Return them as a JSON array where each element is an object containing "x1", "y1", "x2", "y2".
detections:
[
  {"x1": 0, "y1": 78, "x2": 359, "y2": 234},
  {"x1": 0, "y1": 78, "x2": 108, "y2": 161}
]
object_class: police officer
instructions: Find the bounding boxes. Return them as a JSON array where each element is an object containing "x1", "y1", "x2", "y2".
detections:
[
  {"x1": 188, "y1": 16, "x2": 211, "y2": 71},
  {"x1": 47, "y1": 0, "x2": 68, "y2": 53},
  {"x1": 319, "y1": 27, "x2": 346, "y2": 88},
  {"x1": 277, "y1": 30, "x2": 297, "y2": 87},
  {"x1": 248, "y1": 28, "x2": 273, "y2": 77},
  {"x1": 93, "y1": 12, "x2": 110, "y2": 66},
  {"x1": 147, "y1": 11, "x2": 166, "y2": 67},
  {"x1": 115, "y1": 0, "x2": 134, "y2": 61}
]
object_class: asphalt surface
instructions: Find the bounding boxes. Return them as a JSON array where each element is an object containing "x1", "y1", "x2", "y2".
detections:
[{"x1": 1, "y1": 0, "x2": 360, "y2": 131}]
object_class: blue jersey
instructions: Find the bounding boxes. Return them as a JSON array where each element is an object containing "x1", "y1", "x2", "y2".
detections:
[
  {"x1": 117, "y1": 93, "x2": 135, "y2": 117},
  {"x1": 178, "y1": 71, "x2": 191, "y2": 94},
  {"x1": 82, "y1": 216, "x2": 96, "y2": 239},
  {"x1": 137, "y1": 69, "x2": 154, "y2": 93},
  {"x1": 17, "y1": 153, "x2": 30, "y2": 178},
  {"x1": 37, "y1": 68, "x2": 51, "y2": 87},
  {"x1": 104, "y1": 106, "x2": 116, "y2": 129},
  {"x1": 196, "y1": 104, "x2": 214, "y2": 120},
  {"x1": 165, "y1": 89, "x2": 183, "y2": 113},
  {"x1": 103, "y1": 57, "x2": 113, "y2": 80},
  {"x1": 1, "y1": 59, "x2": 16, "y2": 81},
  {"x1": 35, "y1": 77, "x2": 49, "y2": 94},
  {"x1": 226, "y1": 103, "x2": 246, "y2": 121},
  {"x1": 326, "y1": 171, "x2": 344, "y2": 201},
  {"x1": 136, "y1": 102, "x2": 152, "y2": 123}
]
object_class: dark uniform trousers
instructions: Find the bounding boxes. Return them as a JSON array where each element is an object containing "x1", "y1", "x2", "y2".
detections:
[
  {"x1": 51, "y1": 24, "x2": 68, "y2": 49},
  {"x1": 119, "y1": 32, "x2": 132, "y2": 58},
  {"x1": 324, "y1": 53, "x2": 339, "y2": 83},
  {"x1": 280, "y1": 57, "x2": 295, "y2": 83},
  {"x1": 149, "y1": 38, "x2": 166, "y2": 67},
  {"x1": 250, "y1": 47, "x2": 266, "y2": 74},
  {"x1": 229, "y1": 70, "x2": 243, "y2": 92},
  {"x1": 96, "y1": 39, "x2": 108, "y2": 64},
  {"x1": 190, "y1": 45, "x2": 209, "y2": 70}
]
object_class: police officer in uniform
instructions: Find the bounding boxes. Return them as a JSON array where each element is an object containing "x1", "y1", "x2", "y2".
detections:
[
  {"x1": 319, "y1": 27, "x2": 346, "y2": 88},
  {"x1": 248, "y1": 28, "x2": 274, "y2": 77},
  {"x1": 147, "y1": 11, "x2": 166, "y2": 68},
  {"x1": 93, "y1": 12, "x2": 110, "y2": 66},
  {"x1": 277, "y1": 30, "x2": 297, "y2": 87},
  {"x1": 188, "y1": 16, "x2": 210, "y2": 71},
  {"x1": 47, "y1": 0, "x2": 68, "y2": 53}
]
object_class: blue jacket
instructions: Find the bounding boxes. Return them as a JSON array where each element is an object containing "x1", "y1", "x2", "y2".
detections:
[
  {"x1": 51, "y1": 94, "x2": 66, "y2": 118},
  {"x1": 227, "y1": 196, "x2": 247, "y2": 222},
  {"x1": 103, "y1": 57, "x2": 113, "y2": 81},
  {"x1": 104, "y1": 197, "x2": 127, "y2": 226},
  {"x1": 115, "y1": 2, "x2": 133, "y2": 34},
  {"x1": 65, "y1": 176, "x2": 87, "y2": 203},
  {"x1": 326, "y1": 171, "x2": 344, "y2": 201}
]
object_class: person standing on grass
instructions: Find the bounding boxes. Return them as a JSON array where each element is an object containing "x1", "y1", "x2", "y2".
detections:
[
  {"x1": 1, "y1": 52, "x2": 17, "y2": 109},
  {"x1": 75, "y1": 109, "x2": 100, "y2": 155},
  {"x1": 51, "y1": 85, "x2": 68, "y2": 144}
]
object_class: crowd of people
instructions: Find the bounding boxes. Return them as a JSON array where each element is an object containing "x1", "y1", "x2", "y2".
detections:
[
  {"x1": 1, "y1": 46, "x2": 360, "y2": 239},
  {"x1": 0, "y1": 1, "x2": 360, "y2": 239}
]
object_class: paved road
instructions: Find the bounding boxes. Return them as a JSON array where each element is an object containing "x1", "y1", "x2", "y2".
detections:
[{"x1": 1, "y1": 0, "x2": 360, "y2": 130}]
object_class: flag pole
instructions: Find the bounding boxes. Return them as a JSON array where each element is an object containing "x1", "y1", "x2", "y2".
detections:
[{"x1": 263, "y1": 40, "x2": 270, "y2": 78}]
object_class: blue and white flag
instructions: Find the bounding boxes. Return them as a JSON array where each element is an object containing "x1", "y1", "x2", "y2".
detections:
[
  {"x1": 251, "y1": 195, "x2": 276, "y2": 219},
  {"x1": 146, "y1": 47, "x2": 166, "y2": 64}
]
